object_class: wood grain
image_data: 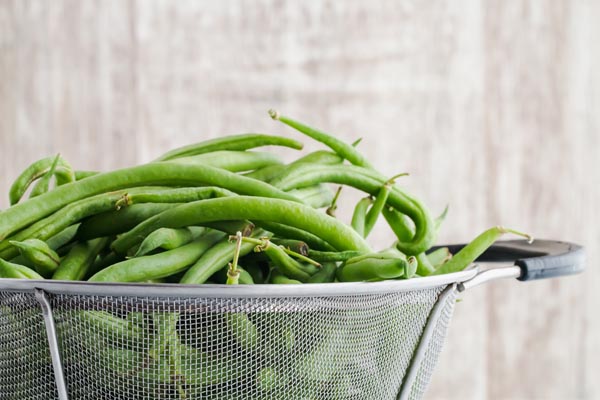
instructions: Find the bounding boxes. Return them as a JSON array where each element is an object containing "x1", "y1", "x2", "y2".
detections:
[{"x1": 0, "y1": 1, "x2": 597, "y2": 399}]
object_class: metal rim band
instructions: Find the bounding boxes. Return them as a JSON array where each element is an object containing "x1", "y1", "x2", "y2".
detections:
[{"x1": 0, "y1": 268, "x2": 477, "y2": 298}]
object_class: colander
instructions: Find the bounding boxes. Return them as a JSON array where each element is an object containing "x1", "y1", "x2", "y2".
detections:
[{"x1": 0, "y1": 239, "x2": 584, "y2": 400}]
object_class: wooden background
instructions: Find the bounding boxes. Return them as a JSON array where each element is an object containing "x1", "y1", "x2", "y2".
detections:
[{"x1": 0, "y1": 1, "x2": 598, "y2": 399}]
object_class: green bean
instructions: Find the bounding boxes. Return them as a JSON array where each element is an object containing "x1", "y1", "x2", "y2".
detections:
[
  {"x1": 89, "y1": 231, "x2": 225, "y2": 282},
  {"x1": 0, "y1": 258, "x2": 44, "y2": 279},
  {"x1": 87, "y1": 251, "x2": 124, "y2": 278},
  {"x1": 53, "y1": 237, "x2": 109, "y2": 280},
  {"x1": 112, "y1": 196, "x2": 370, "y2": 255},
  {"x1": 253, "y1": 240, "x2": 315, "y2": 282},
  {"x1": 152, "y1": 313, "x2": 185, "y2": 396},
  {"x1": 271, "y1": 239, "x2": 309, "y2": 256},
  {"x1": 74, "y1": 170, "x2": 99, "y2": 180},
  {"x1": 258, "y1": 221, "x2": 336, "y2": 251},
  {"x1": 154, "y1": 133, "x2": 303, "y2": 161},
  {"x1": 76, "y1": 203, "x2": 177, "y2": 241},
  {"x1": 307, "y1": 262, "x2": 337, "y2": 283},
  {"x1": 242, "y1": 259, "x2": 266, "y2": 284},
  {"x1": 269, "y1": 163, "x2": 435, "y2": 254},
  {"x1": 126, "y1": 311, "x2": 147, "y2": 328},
  {"x1": 169, "y1": 150, "x2": 283, "y2": 172},
  {"x1": 337, "y1": 256, "x2": 408, "y2": 282},
  {"x1": 270, "y1": 270, "x2": 302, "y2": 284},
  {"x1": 351, "y1": 197, "x2": 372, "y2": 237},
  {"x1": 133, "y1": 228, "x2": 195, "y2": 257},
  {"x1": 257, "y1": 367, "x2": 289, "y2": 392},
  {"x1": 211, "y1": 265, "x2": 255, "y2": 284},
  {"x1": 204, "y1": 220, "x2": 255, "y2": 237},
  {"x1": 306, "y1": 250, "x2": 363, "y2": 262},
  {"x1": 0, "y1": 189, "x2": 136, "y2": 259},
  {"x1": 9, "y1": 239, "x2": 60, "y2": 277},
  {"x1": 427, "y1": 247, "x2": 452, "y2": 267},
  {"x1": 115, "y1": 186, "x2": 236, "y2": 209},
  {"x1": 288, "y1": 184, "x2": 335, "y2": 209},
  {"x1": 295, "y1": 330, "x2": 349, "y2": 383},
  {"x1": 179, "y1": 345, "x2": 247, "y2": 387},
  {"x1": 3, "y1": 187, "x2": 167, "y2": 253},
  {"x1": 46, "y1": 224, "x2": 80, "y2": 251},
  {"x1": 245, "y1": 150, "x2": 342, "y2": 183},
  {"x1": 180, "y1": 230, "x2": 271, "y2": 284},
  {"x1": 269, "y1": 110, "x2": 372, "y2": 168},
  {"x1": 364, "y1": 179, "x2": 397, "y2": 237},
  {"x1": 431, "y1": 226, "x2": 533, "y2": 276},
  {"x1": 243, "y1": 164, "x2": 285, "y2": 181},
  {"x1": 29, "y1": 153, "x2": 61, "y2": 199},
  {"x1": 79, "y1": 310, "x2": 145, "y2": 346},
  {"x1": 9, "y1": 155, "x2": 75, "y2": 205},
  {"x1": 291, "y1": 149, "x2": 345, "y2": 166},
  {"x1": 382, "y1": 206, "x2": 413, "y2": 241},
  {"x1": 225, "y1": 312, "x2": 259, "y2": 352},
  {"x1": 415, "y1": 252, "x2": 435, "y2": 276},
  {"x1": 0, "y1": 163, "x2": 302, "y2": 241},
  {"x1": 405, "y1": 255, "x2": 418, "y2": 278},
  {"x1": 344, "y1": 249, "x2": 405, "y2": 265}
]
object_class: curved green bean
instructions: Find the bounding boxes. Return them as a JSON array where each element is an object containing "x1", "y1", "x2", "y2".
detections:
[
  {"x1": 89, "y1": 231, "x2": 225, "y2": 282},
  {"x1": 431, "y1": 226, "x2": 532, "y2": 276},
  {"x1": 111, "y1": 196, "x2": 371, "y2": 255},
  {"x1": 9, "y1": 155, "x2": 75, "y2": 205},
  {"x1": 29, "y1": 153, "x2": 62, "y2": 199},
  {"x1": 53, "y1": 237, "x2": 109, "y2": 280},
  {"x1": 269, "y1": 110, "x2": 372, "y2": 168},
  {"x1": 351, "y1": 197, "x2": 372, "y2": 237},
  {"x1": 270, "y1": 163, "x2": 434, "y2": 255},
  {"x1": 9, "y1": 239, "x2": 60, "y2": 277},
  {"x1": 154, "y1": 133, "x2": 303, "y2": 161},
  {"x1": 0, "y1": 258, "x2": 44, "y2": 279},
  {"x1": 133, "y1": 227, "x2": 195, "y2": 257},
  {"x1": 0, "y1": 163, "x2": 302, "y2": 241},
  {"x1": 364, "y1": 180, "x2": 393, "y2": 237}
]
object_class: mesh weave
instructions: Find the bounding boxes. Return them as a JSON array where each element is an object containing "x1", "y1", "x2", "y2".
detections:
[
  {"x1": 408, "y1": 289, "x2": 457, "y2": 400},
  {"x1": 0, "y1": 285, "x2": 454, "y2": 400},
  {"x1": 0, "y1": 292, "x2": 58, "y2": 399}
]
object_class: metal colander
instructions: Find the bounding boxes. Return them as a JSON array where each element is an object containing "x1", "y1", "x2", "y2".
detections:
[{"x1": 0, "y1": 239, "x2": 584, "y2": 400}]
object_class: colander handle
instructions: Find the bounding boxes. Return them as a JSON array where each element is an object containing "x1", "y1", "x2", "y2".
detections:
[{"x1": 452, "y1": 239, "x2": 585, "y2": 291}]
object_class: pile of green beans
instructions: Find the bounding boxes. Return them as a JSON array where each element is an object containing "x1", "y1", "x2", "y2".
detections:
[{"x1": 0, "y1": 111, "x2": 533, "y2": 398}]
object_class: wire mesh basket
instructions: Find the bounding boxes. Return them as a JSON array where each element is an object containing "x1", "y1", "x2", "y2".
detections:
[{"x1": 0, "y1": 239, "x2": 584, "y2": 400}]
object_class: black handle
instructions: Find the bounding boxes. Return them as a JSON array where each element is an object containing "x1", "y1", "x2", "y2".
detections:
[{"x1": 434, "y1": 239, "x2": 585, "y2": 281}]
